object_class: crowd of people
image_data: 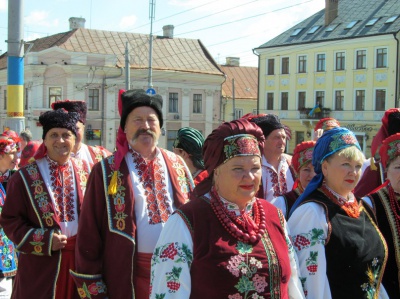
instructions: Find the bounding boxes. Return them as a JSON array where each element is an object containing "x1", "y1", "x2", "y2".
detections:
[{"x1": 0, "y1": 89, "x2": 398, "y2": 299}]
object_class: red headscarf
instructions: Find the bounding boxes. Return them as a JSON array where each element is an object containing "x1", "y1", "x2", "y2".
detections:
[
  {"x1": 314, "y1": 118, "x2": 340, "y2": 132},
  {"x1": 371, "y1": 108, "x2": 400, "y2": 157},
  {"x1": 195, "y1": 118, "x2": 265, "y2": 196},
  {"x1": 292, "y1": 141, "x2": 316, "y2": 174},
  {"x1": 379, "y1": 133, "x2": 400, "y2": 170}
]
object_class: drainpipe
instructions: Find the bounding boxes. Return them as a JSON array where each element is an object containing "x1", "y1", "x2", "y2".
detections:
[
  {"x1": 394, "y1": 33, "x2": 399, "y2": 108},
  {"x1": 252, "y1": 48, "x2": 260, "y2": 114},
  {"x1": 101, "y1": 66, "x2": 123, "y2": 146}
]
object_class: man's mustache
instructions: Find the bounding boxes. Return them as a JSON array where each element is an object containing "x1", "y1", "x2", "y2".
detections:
[{"x1": 132, "y1": 129, "x2": 156, "y2": 140}]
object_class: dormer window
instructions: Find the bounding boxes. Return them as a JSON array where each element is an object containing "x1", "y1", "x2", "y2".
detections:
[
  {"x1": 345, "y1": 20, "x2": 358, "y2": 29},
  {"x1": 365, "y1": 18, "x2": 379, "y2": 26},
  {"x1": 385, "y1": 15, "x2": 399, "y2": 24},
  {"x1": 307, "y1": 25, "x2": 321, "y2": 34},
  {"x1": 291, "y1": 28, "x2": 303, "y2": 36},
  {"x1": 326, "y1": 24, "x2": 339, "y2": 32}
]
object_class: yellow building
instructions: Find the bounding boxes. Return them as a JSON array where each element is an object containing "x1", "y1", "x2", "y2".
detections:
[{"x1": 254, "y1": 0, "x2": 400, "y2": 156}]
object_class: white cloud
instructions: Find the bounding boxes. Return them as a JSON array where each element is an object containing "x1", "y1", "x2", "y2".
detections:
[
  {"x1": 25, "y1": 10, "x2": 59, "y2": 28},
  {"x1": 0, "y1": 0, "x2": 6, "y2": 12},
  {"x1": 119, "y1": 15, "x2": 138, "y2": 30}
]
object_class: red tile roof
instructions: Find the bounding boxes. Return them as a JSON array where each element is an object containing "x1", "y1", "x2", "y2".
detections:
[{"x1": 220, "y1": 65, "x2": 258, "y2": 100}]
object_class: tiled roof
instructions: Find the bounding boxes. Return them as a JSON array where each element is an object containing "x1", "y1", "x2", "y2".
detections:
[
  {"x1": 0, "y1": 28, "x2": 223, "y2": 75},
  {"x1": 256, "y1": 0, "x2": 400, "y2": 49},
  {"x1": 220, "y1": 65, "x2": 258, "y2": 100}
]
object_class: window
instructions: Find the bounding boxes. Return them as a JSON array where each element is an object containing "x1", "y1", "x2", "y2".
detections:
[
  {"x1": 24, "y1": 87, "x2": 28, "y2": 110},
  {"x1": 356, "y1": 50, "x2": 366, "y2": 69},
  {"x1": 266, "y1": 93, "x2": 274, "y2": 110},
  {"x1": 193, "y1": 94, "x2": 202, "y2": 113},
  {"x1": 234, "y1": 108, "x2": 243, "y2": 119},
  {"x1": 49, "y1": 87, "x2": 61, "y2": 107},
  {"x1": 88, "y1": 88, "x2": 99, "y2": 111},
  {"x1": 296, "y1": 132, "x2": 305, "y2": 145},
  {"x1": 298, "y1": 55, "x2": 307, "y2": 73},
  {"x1": 167, "y1": 130, "x2": 178, "y2": 151},
  {"x1": 298, "y1": 91, "x2": 306, "y2": 110},
  {"x1": 316, "y1": 54, "x2": 325, "y2": 72},
  {"x1": 355, "y1": 90, "x2": 365, "y2": 111},
  {"x1": 335, "y1": 90, "x2": 344, "y2": 110},
  {"x1": 3, "y1": 90, "x2": 6, "y2": 110},
  {"x1": 307, "y1": 25, "x2": 320, "y2": 34},
  {"x1": 316, "y1": 91, "x2": 325, "y2": 108},
  {"x1": 326, "y1": 24, "x2": 339, "y2": 32},
  {"x1": 281, "y1": 92, "x2": 288, "y2": 110},
  {"x1": 365, "y1": 18, "x2": 379, "y2": 26},
  {"x1": 267, "y1": 59, "x2": 274, "y2": 75},
  {"x1": 291, "y1": 28, "x2": 303, "y2": 36},
  {"x1": 281, "y1": 57, "x2": 289, "y2": 74},
  {"x1": 169, "y1": 92, "x2": 178, "y2": 113},
  {"x1": 335, "y1": 52, "x2": 345, "y2": 70},
  {"x1": 376, "y1": 48, "x2": 387, "y2": 68},
  {"x1": 385, "y1": 15, "x2": 399, "y2": 24},
  {"x1": 375, "y1": 89, "x2": 386, "y2": 111},
  {"x1": 345, "y1": 20, "x2": 358, "y2": 29}
]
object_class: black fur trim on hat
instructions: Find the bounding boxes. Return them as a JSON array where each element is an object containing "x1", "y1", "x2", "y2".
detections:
[
  {"x1": 52, "y1": 100, "x2": 88, "y2": 124},
  {"x1": 388, "y1": 112, "x2": 400, "y2": 136},
  {"x1": 248, "y1": 114, "x2": 284, "y2": 138},
  {"x1": 40, "y1": 109, "x2": 80, "y2": 139},
  {"x1": 120, "y1": 89, "x2": 163, "y2": 129}
]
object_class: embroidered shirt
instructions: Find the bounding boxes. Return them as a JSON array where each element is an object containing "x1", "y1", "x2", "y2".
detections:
[
  {"x1": 37, "y1": 158, "x2": 78, "y2": 237},
  {"x1": 126, "y1": 147, "x2": 176, "y2": 253},
  {"x1": 262, "y1": 155, "x2": 294, "y2": 202}
]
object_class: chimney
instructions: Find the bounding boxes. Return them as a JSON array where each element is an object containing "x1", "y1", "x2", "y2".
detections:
[
  {"x1": 325, "y1": 0, "x2": 338, "y2": 26},
  {"x1": 226, "y1": 57, "x2": 240, "y2": 67},
  {"x1": 69, "y1": 17, "x2": 86, "y2": 30},
  {"x1": 162, "y1": 25, "x2": 174, "y2": 38}
]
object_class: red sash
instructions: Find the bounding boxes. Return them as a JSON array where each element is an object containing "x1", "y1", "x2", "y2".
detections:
[
  {"x1": 55, "y1": 235, "x2": 78, "y2": 299},
  {"x1": 133, "y1": 252, "x2": 152, "y2": 298}
]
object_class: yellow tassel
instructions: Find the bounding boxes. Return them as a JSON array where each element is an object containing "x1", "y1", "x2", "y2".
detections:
[
  {"x1": 370, "y1": 157, "x2": 377, "y2": 171},
  {"x1": 108, "y1": 171, "x2": 118, "y2": 195}
]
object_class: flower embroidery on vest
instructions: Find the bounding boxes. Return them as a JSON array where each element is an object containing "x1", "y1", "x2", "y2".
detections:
[
  {"x1": 226, "y1": 242, "x2": 268, "y2": 298},
  {"x1": 47, "y1": 157, "x2": 75, "y2": 222},
  {"x1": 77, "y1": 280, "x2": 107, "y2": 298},
  {"x1": 30, "y1": 228, "x2": 46, "y2": 256},
  {"x1": 131, "y1": 149, "x2": 171, "y2": 224},
  {"x1": 360, "y1": 257, "x2": 383, "y2": 299}
]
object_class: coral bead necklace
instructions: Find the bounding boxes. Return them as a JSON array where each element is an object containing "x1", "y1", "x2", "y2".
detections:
[{"x1": 210, "y1": 187, "x2": 266, "y2": 244}]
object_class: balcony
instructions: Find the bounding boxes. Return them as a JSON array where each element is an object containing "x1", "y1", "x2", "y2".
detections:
[{"x1": 299, "y1": 108, "x2": 331, "y2": 120}]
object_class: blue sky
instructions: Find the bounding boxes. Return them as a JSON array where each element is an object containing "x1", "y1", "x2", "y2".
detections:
[{"x1": 0, "y1": 0, "x2": 324, "y2": 67}]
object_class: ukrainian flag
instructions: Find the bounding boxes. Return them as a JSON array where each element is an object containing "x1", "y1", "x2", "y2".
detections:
[{"x1": 308, "y1": 104, "x2": 321, "y2": 117}]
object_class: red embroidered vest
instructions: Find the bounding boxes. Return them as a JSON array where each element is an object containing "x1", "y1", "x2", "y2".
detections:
[{"x1": 176, "y1": 196, "x2": 291, "y2": 299}]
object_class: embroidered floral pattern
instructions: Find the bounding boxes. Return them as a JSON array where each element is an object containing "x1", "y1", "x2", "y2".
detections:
[
  {"x1": 226, "y1": 242, "x2": 267, "y2": 299},
  {"x1": 131, "y1": 149, "x2": 171, "y2": 224},
  {"x1": 223, "y1": 134, "x2": 260, "y2": 163},
  {"x1": 329, "y1": 132, "x2": 358, "y2": 152},
  {"x1": 77, "y1": 281, "x2": 107, "y2": 298},
  {"x1": 292, "y1": 228, "x2": 325, "y2": 251},
  {"x1": 30, "y1": 229, "x2": 46, "y2": 255},
  {"x1": 108, "y1": 169, "x2": 128, "y2": 231},
  {"x1": 47, "y1": 157, "x2": 75, "y2": 222},
  {"x1": 306, "y1": 251, "x2": 319, "y2": 275},
  {"x1": 360, "y1": 257, "x2": 382, "y2": 299},
  {"x1": 151, "y1": 242, "x2": 193, "y2": 297},
  {"x1": 266, "y1": 165, "x2": 288, "y2": 197}
]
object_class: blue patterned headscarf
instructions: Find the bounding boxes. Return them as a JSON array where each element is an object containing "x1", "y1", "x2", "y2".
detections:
[{"x1": 289, "y1": 127, "x2": 361, "y2": 217}]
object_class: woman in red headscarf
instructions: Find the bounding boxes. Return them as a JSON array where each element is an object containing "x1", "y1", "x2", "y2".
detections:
[
  {"x1": 150, "y1": 119, "x2": 305, "y2": 299},
  {"x1": 271, "y1": 141, "x2": 316, "y2": 219},
  {"x1": 363, "y1": 133, "x2": 400, "y2": 298}
]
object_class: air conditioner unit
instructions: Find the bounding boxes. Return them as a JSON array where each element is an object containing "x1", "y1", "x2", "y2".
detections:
[{"x1": 174, "y1": 114, "x2": 180, "y2": 119}]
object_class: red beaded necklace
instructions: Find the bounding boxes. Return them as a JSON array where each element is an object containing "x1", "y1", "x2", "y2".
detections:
[
  {"x1": 387, "y1": 184, "x2": 400, "y2": 233},
  {"x1": 210, "y1": 187, "x2": 266, "y2": 244}
]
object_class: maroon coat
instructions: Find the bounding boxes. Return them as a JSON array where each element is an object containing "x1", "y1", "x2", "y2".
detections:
[
  {"x1": 0, "y1": 158, "x2": 89, "y2": 299},
  {"x1": 71, "y1": 149, "x2": 194, "y2": 299}
]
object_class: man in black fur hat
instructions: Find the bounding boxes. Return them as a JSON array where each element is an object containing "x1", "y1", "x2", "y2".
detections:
[
  {"x1": 247, "y1": 114, "x2": 295, "y2": 202},
  {"x1": 1, "y1": 109, "x2": 90, "y2": 299},
  {"x1": 52, "y1": 100, "x2": 111, "y2": 170},
  {"x1": 71, "y1": 89, "x2": 194, "y2": 299}
]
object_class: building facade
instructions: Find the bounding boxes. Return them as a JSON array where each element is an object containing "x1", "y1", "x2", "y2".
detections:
[
  {"x1": 254, "y1": 0, "x2": 400, "y2": 156},
  {"x1": 0, "y1": 19, "x2": 225, "y2": 151}
]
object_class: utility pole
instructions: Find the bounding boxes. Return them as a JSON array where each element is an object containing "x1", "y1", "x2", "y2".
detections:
[
  {"x1": 148, "y1": 0, "x2": 156, "y2": 89},
  {"x1": 232, "y1": 78, "x2": 236, "y2": 120},
  {"x1": 125, "y1": 41, "x2": 130, "y2": 90},
  {"x1": 6, "y1": 0, "x2": 25, "y2": 133}
]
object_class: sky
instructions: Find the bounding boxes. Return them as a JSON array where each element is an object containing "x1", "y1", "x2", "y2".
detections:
[{"x1": 0, "y1": 0, "x2": 325, "y2": 67}]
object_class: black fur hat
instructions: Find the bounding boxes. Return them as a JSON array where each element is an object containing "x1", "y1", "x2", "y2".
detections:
[
  {"x1": 40, "y1": 109, "x2": 80, "y2": 139},
  {"x1": 52, "y1": 100, "x2": 88, "y2": 124},
  {"x1": 248, "y1": 114, "x2": 284, "y2": 138},
  {"x1": 120, "y1": 89, "x2": 163, "y2": 129}
]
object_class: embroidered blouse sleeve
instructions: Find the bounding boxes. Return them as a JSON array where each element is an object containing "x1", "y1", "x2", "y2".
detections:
[
  {"x1": 288, "y1": 202, "x2": 331, "y2": 299},
  {"x1": 282, "y1": 218, "x2": 306, "y2": 299},
  {"x1": 150, "y1": 213, "x2": 193, "y2": 299}
]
